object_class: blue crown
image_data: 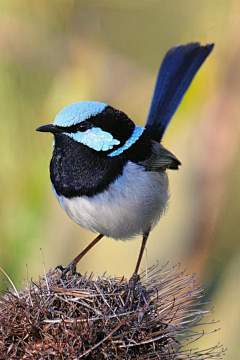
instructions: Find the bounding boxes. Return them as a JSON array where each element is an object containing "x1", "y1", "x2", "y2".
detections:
[{"x1": 54, "y1": 101, "x2": 108, "y2": 127}]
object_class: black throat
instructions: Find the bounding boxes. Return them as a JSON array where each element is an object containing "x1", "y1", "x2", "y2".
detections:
[{"x1": 50, "y1": 134, "x2": 127, "y2": 198}]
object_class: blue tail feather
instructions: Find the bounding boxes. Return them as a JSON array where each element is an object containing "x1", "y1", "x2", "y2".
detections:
[{"x1": 146, "y1": 42, "x2": 214, "y2": 142}]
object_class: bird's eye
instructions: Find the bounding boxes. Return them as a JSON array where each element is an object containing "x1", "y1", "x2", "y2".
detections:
[{"x1": 76, "y1": 122, "x2": 92, "y2": 131}]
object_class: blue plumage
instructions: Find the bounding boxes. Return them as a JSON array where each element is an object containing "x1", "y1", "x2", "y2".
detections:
[
  {"x1": 146, "y1": 43, "x2": 214, "y2": 142},
  {"x1": 54, "y1": 101, "x2": 108, "y2": 127},
  {"x1": 108, "y1": 126, "x2": 145, "y2": 157},
  {"x1": 65, "y1": 127, "x2": 120, "y2": 152}
]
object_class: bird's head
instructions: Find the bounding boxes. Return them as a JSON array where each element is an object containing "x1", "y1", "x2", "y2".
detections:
[{"x1": 36, "y1": 101, "x2": 145, "y2": 156}]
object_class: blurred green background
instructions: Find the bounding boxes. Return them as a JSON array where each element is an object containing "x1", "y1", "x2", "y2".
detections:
[{"x1": 0, "y1": 0, "x2": 239, "y2": 357}]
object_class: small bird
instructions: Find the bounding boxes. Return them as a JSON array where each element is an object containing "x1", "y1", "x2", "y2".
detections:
[{"x1": 37, "y1": 42, "x2": 213, "y2": 278}]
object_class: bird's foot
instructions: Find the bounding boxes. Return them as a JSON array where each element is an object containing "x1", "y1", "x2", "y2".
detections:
[
  {"x1": 129, "y1": 273, "x2": 140, "y2": 289},
  {"x1": 56, "y1": 263, "x2": 81, "y2": 279},
  {"x1": 126, "y1": 273, "x2": 141, "y2": 306}
]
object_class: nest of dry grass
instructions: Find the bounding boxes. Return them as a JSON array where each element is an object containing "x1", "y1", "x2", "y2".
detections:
[{"x1": 0, "y1": 264, "x2": 224, "y2": 359}]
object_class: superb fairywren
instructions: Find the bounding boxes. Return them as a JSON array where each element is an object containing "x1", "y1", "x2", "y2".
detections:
[{"x1": 37, "y1": 43, "x2": 213, "y2": 277}]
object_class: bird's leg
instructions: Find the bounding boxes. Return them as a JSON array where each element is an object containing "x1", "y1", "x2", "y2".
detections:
[
  {"x1": 133, "y1": 232, "x2": 149, "y2": 278},
  {"x1": 58, "y1": 234, "x2": 104, "y2": 277},
  {"x1": 70, "y1": 233, "x2": 104, "y2": 267},
  {"x1": 127, "y1": 232, "x2": 149, "y2": 302}
]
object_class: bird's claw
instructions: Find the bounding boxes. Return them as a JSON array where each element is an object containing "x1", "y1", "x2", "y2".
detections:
[
  {"x1": 126, "y1": 273, "x2": 141, "y2": 305},
  {"x1": 56, "y1": 263, "x2": 81, "y2": 279},
  {"x1": 129, "y1": 273, "x2": 140, "y2": 288}
]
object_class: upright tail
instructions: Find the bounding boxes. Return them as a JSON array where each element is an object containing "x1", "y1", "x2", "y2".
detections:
[{"x1": 145, "y1": 42, "x2": 214, "y2": 142}]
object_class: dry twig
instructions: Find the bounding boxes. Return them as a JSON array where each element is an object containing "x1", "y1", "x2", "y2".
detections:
[{"x1": 0, "y1": 264, "x2": 225, "y2": 359}]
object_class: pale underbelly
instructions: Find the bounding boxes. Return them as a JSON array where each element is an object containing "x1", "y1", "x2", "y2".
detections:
[{"x1": 53, "y1": 162, "x2": 169, "y2": 240}]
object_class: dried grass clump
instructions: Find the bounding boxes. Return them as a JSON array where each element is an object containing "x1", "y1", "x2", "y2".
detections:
[{"x1": 0, "y1": 264, "x2": 224, "y2": 359}]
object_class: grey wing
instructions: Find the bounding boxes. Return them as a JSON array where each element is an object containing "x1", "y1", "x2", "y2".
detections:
[{"x1": 138, "y1": 141, "x2": 181, "y2": 171}]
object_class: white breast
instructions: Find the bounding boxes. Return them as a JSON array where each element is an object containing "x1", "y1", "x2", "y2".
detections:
[{"x1": 53, "y1": 161, "x2": 169, "y2": 240}]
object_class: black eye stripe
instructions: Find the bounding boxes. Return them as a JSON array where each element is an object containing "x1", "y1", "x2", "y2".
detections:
[
  {"x1": 56, "y1": 121, "x2": 92, "y2": 133},
  {"x1": 54, "y1": 106, "x2": 135, "y2": 145}
]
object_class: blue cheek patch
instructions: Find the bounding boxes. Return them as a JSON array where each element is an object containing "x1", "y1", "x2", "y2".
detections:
[
  {"x1": 65, "y1": 127, "x2": 120, "y2": 152},
  {"x1": 108, "y1": 126, "x2": 145, "y2": 157},
  {"x1": 54, "y1": 101, "x2": 108, "y2": 127}
]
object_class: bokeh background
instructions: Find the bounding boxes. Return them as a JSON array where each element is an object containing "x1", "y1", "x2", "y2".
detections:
[{"x1": 0, "y1": 0, "x2": 239, "y2": 357}]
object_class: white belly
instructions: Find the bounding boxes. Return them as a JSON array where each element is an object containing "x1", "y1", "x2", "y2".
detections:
[{"x1": 53, "y1": 161, "x2": 169, "y2": 240}]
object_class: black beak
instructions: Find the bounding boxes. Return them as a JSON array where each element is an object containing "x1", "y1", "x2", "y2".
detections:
[{"x1": 36, "y1": 124, "x2": 63, "y2": 133}]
